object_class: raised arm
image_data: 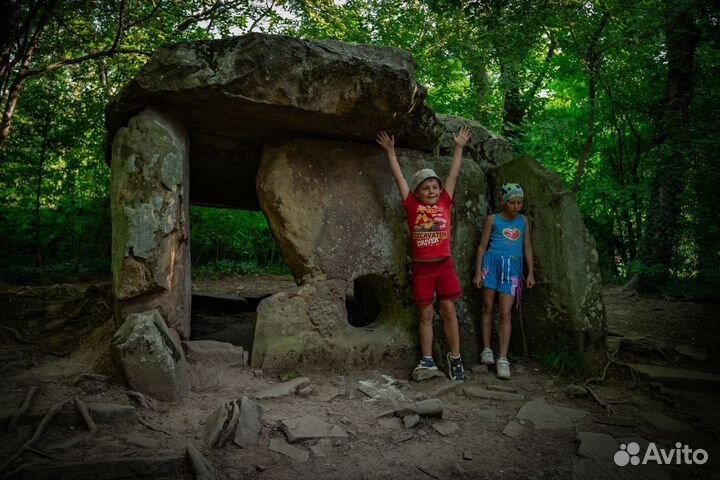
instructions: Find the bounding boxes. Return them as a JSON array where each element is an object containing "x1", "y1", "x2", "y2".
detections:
[
  {"x1": 473, "y1": 214, "x2": 495, "y2": 289},
  {"x1": 443, "y1": 126, "x2": 472, "y2": 199},
  {"x1": 523, "y1": 214, "x2": 535, "y2": 288},
  {"x1": 376, "y1": 131, "x2": 409, "y2": 200}
]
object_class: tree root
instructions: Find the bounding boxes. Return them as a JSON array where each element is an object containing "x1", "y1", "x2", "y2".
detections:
[
  {"x1": 186, "y1": 443, "x2": 216, "y2": 480},
  {"x1": 137, "y1": 415, "x2": 173, "y2": 437},
  {"x1": 0, "y1": 398, "x2": 70, "y2": 475},
  {"x1": 74, "y1": 397, "x2": 97, "y2": 436},
  {"x1": 127, "y1": 390, "x2": 157, "y2": 410},
  {"x1": 7, "y1": 387, "x2": 39, "y2": 432},
  {"x1": 0, "y1": 326, "x2": 32, "y2": 344}
]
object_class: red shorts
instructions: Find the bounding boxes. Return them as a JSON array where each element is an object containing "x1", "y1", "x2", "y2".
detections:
[{"x1": 412, "y1": 257, "x2": 462, "y2": 305}]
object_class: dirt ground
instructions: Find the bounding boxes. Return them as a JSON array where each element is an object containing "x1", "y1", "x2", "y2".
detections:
[{"x1": 0, "y1": 277, "x2": 718, "y2": 479}]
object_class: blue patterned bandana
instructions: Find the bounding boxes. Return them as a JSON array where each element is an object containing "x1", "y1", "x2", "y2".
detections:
[{"x1": 500, "y1": 183, "x2": 524, "y2": 205}]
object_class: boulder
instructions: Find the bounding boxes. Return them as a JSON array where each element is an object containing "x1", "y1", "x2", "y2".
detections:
[
  {"x1": 111, "y1": 107, "x2": 191, "y2": 338},
  {"x1": 436, "y1": 114, "x2": 513, "y2": 170},
  {"x1": 110, "y1": 309, "x2": 188, "y2": 401},
  {"x1": 254, "y1": 138, "x2": 487, "y2": 369},
  {"x1": 487, "y1": 155, "x2": 607, "y2": 365},
  {"x1": 252, "y1": 279, "x2": 416, "y2": 371}
]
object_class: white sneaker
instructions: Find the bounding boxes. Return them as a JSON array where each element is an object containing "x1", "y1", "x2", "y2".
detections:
[
  {"x1": 496, "y1": 357, "x2": 511, "y2": 379},
  {"x1": 480, "y1": 347, "x2": 495, "y2": 365}
]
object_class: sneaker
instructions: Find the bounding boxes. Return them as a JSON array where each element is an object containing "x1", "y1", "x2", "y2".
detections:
[
  {"x1": 414, "y1": 357, "x2": 438, "y2": 371},
  {"x1": 480, "y1": 347, "x2": 495, "y2": 365},
  {"x1": 496, "y1": 357, "x2": 511, "y2": 379},
  {"x1": 446, "y1": 352, "x2": 465, "y2": 381}
]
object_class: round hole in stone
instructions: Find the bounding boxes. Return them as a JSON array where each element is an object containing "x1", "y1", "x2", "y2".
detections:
[{"x1": 346, "y1": 275, "x2": 383, "y2": 328}]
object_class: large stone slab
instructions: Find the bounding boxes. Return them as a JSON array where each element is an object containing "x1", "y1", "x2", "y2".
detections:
[
  {"x1": 106, "y1": 33, "x2": 442, "y2": 209},
  {"x1": 110, "y1": 309, "x2": 188, "y2": 401},
  {"x1": 111, "y1": 106, "x2": 191, "y2": 338},
  {"x1": 488, "y1": 155, "x2": 607, "y2": 365}
]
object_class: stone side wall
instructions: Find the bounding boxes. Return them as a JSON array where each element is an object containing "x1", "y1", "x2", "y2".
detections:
[{"x1": 111, "y1": 106, "x2": 191, "y2": 338}]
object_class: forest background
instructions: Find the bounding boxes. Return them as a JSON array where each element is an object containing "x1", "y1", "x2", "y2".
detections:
[{"x1": 0, "y1": 0, "x2": 718, "y2": 300}]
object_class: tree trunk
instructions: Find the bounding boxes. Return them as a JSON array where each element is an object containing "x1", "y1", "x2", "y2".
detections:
[
  {"x1": 639, "y1": 0, "x2": 699, "y2": 286},
  {"x1": 35, "y1": 122, "x2": 48, "y2": 266}
]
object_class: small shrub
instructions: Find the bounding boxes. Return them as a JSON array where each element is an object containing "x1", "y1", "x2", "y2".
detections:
[{"x1": 541, "y1": 345, "x2": 584, "y2": 375}]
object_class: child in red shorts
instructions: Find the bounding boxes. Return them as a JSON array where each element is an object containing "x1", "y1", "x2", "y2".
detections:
[{"x1": 376, "y1": 127, "x2": 471, "y2": 381}]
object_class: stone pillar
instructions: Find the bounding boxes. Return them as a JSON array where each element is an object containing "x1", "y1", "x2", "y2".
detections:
[{"x1": 111, "y1": 106, "x2": 191, "y2": 339}]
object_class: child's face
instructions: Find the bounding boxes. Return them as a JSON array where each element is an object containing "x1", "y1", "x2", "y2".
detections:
[
  {"x1": 415, "y1": 178, "x2": 441, "y2": 205},
  {"x1": 503, "y1": 196, "x2": 523, "y2": 215}
]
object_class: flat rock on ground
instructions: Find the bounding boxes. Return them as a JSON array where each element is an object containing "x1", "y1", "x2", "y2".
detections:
[
  {"x1": 431, "y1": 420, "x2": 460, "y2": 436},
  {"x1": 464, "y1": 387, "x2": 525, "y2": 401},
  {"x1": 639, "y1": 411, "x2": 693, "y2": 434},
  {"x1": 629, "y1": 364, "x2": 720, "y2": 389},
  {"x1": 573, "y1": 432, "x2": 672, "y2": 480},
  {"x1": 279, "y1": 415, "x2": 348, "y2": 443},
  {"x1": 516, "y1": 398, "x2": 589, "y2": 430},
  {"x1": 268, "y1": 437, "x2": 310, "y2": 464},
  {"x1": 254, "y1": 377, "x2": 310, "y2": 400}
]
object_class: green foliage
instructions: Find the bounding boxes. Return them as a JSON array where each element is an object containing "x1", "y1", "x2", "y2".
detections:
[
  {"x1": 541, "y1": 345, "x2": 584, "y2": 376},
  {"x1": 0, "y1": 0, "x2": 718, "y2": 296},
  {"x1": 190, "y1": 207, "x2": 289, "y2": 275},
  {"x1": 278, "y1": 371, "x2": 302, "y2": 382}
]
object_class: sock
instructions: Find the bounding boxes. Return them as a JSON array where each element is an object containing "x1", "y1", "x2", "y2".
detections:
[
  {"x1": 450, "y1": 354, "x2": 461, "y2": 360},
  {"x1": 423, "y1": 355, "x2": 433, "y2": 360}
]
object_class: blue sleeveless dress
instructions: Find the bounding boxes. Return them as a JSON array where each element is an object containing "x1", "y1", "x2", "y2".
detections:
[{"x1": 481, "y1": 214, "x2": 525, "y2": 297}]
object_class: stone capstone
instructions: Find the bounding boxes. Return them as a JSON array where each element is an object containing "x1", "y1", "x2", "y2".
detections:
[
  {"x1": 106, "y1": 33, "x2": 442, "y2": 210},
  {"x1": 110, "y1": 309, "x2": 188, "y2": 401}
]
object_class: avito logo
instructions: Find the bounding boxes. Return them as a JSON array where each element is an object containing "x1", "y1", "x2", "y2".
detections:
[{"x1": 614, "y1": 442, "x2": 709, "y2": 466}]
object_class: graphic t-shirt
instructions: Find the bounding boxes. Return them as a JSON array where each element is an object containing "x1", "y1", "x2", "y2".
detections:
[{"x1": 403, "y1": 189, "x2": 453, "y2": 260}]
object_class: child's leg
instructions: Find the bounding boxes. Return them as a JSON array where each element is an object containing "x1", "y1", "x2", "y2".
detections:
[
  {"x1": 439, "y1": 299, "x2": 460, "y2": 356},
  {"x1": 497, "y1": 293, "x2": 514, "y2": 358},
  {"x1": 417, "y1": 304, "x2": 434, "y2": 357},
  {"x1": 481, "y1": 288, "x2": 496, "y2": 348}
]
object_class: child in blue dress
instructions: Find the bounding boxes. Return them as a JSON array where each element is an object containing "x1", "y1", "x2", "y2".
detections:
[{"x1": 473, "y1": 183, "x2": 535, "y2": 379}]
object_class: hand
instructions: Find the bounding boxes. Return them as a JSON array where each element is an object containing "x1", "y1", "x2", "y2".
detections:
[
  {"x1": 526, "y1": 273, "x2": 535, "y2": 288},
  {"x1": 473, "y1": 273, "x2": 483, "y2": 289},
  {"x1": 376, "y1": 130, "x2": 395, "y2": 152},
  {"x1": 453, "y1": 126, "x2": 472, "y2": 148}
]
